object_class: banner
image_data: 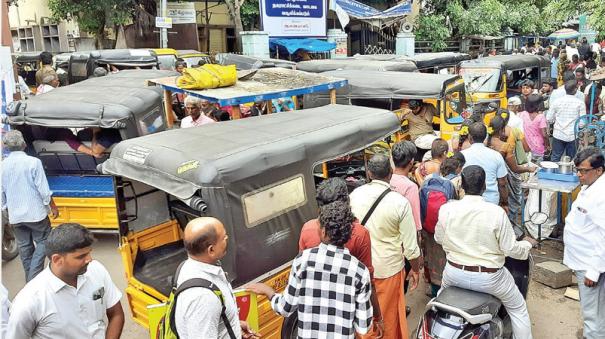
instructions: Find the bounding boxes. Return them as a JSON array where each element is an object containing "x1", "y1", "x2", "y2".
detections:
[
  {"x1": 167, "y1": 2, "x2": 197, "y2": 24},
  {"x1": 260, "y1": 0, "x2": 327, "y2": 38}
]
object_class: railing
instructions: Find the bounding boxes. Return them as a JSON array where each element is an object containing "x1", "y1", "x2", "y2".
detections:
[{"x1": 415, "y1": 40, "x2": 462, "y2": 53}]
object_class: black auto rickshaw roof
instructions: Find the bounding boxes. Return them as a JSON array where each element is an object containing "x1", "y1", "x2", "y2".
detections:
[
  {"x1": 14, "y1": 52, "x2": 43, "y2": 63},
  {"x1": 351, "y1": 53, "x2": 470, "y2": 70},
  {"x1": 72, "y1": 49, "x2": 159, "y2": 67},
  {"x1": 296, "y1": 58, "x2": 418, "y2": 73},
  {"x1": 320, "y1": 70, "x2": 460, "y2": 99},
  {"x1": 6, "y1": 70, "x2": 177, "y2": 128},
  {"x1": 459, "y1": 54, "x2": 551, "y2": 71},
  {"x1": 410, "y1": 52, "x2": 471, "y2": 69},
  {"x1": 100, "y1": 104, "x2": 400, "y2": 199}
]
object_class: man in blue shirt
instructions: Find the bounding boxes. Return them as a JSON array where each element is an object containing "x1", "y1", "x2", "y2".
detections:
[
  {"x1": 2, "y1": 130, "x2": 58, "y2": 281},
  {"x1": 461, "y1": 123, "x2": 509, "y2": 207}
]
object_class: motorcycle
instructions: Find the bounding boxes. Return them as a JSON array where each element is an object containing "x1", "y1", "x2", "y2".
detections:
[
  {"x1": 2, "y1": 210, "x2": 19, "y2": 261},
  {"x1": 416, "y1": 226, "x2": 532, "y2": 339}
]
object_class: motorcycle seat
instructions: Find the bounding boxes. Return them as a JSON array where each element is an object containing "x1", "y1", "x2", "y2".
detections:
[{"x1": 434, "y1": 286, "x2": 501, "y2": 316}]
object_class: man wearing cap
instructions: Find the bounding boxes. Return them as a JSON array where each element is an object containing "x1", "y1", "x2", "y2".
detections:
[
  {"x1": 402, "y1": 99, "x2": 438, "y2": 159},
  {"x1": 506, "y1": 96, "x2": 524, "y2": 131}
]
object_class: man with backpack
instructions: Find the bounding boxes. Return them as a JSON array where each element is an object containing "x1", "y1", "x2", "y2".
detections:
[{"x1": 170, "y1": 217, "x2": 257, "y2": 339}]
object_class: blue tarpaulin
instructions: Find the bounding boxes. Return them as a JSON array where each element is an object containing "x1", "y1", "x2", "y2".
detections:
[
  {"x1": 334, "y1": 0, "x2": 411, "y2": 19},
  {"x1": 270, "y1": 38, "x2": 336, "y2": 54}
]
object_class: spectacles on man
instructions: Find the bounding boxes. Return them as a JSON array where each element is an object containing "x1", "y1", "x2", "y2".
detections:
[
  {"x1": 576, "y1": 167, "x2": 596, "y2": 174},
  {"x1": 185, "y1": 106, "x2": 199, "y2": 110}
]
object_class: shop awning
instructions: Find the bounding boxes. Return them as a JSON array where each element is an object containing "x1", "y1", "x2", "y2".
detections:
[{"x1": 269, "y1": 38, "x2": 336, "y2": 54}]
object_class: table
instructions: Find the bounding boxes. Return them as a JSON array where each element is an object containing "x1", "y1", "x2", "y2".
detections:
[{"x1": 521, "y1": 175, "x2": 580, "y2": 247}]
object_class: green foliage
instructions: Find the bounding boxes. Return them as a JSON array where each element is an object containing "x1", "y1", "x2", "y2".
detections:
[
  {"x1": 241, "y1": 0, "x2": 260, "y2": 30},
  {"x1": 48, "y1": 0, "x2": 135, "y2": 35},
  {"x1": 415, "y1": 14, "x2": 451, "y2": 51},
  {"x1": 446, "y1": 0, "x2": 505, "y2": 36}
]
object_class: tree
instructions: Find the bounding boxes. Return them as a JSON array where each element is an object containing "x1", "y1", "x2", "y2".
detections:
[
  {"x1": 48, "y1": 0, "x2": 155, "y2": 48},
  {"x1": 241, "y1": 0, "x2": 260, "y2": 31},
  {"x1": 224, "y1": 0, "x2": 245, "y2": 51},
  {"x1": 415, "y1": 14, "x2": 451, "y2": 51}
]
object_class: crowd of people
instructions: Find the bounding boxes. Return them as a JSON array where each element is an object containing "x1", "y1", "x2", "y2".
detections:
[{"x1": 3, "y1": 43, "x2": 605, "y2": 339}]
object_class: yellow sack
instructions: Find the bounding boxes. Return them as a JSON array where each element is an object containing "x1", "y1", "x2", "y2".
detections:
[{"x1": 177, "y1": 64, "x2": 237, "y2": 90}]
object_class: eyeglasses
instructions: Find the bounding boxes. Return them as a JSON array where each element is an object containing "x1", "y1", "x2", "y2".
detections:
[
  {"x1": 185, "y1": 106, "x2": 199, "y2": 110},
  {"x1": 576, "y1": 167, "x2": 596, "y2": 174}
]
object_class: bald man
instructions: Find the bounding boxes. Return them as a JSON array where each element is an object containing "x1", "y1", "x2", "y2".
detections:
[{"x1": 174, "y1": 217, "x2": 257, "y2": 339}]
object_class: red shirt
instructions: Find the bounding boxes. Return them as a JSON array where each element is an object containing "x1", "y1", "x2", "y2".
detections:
[{"x1": 298, "y1": 219, "x2": 374, "y2": 277}]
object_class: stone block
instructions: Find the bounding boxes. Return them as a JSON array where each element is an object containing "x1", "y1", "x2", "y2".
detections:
[{"x1": 533, "y1": 261, "x2": 573, "y2": 289}]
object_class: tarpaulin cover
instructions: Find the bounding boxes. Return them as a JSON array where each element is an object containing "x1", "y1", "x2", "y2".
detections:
[
  {"x1": 334, "y1": 0, "x2": 411, "y2": 19},
  {"x1": 269, "y1": 38, "x2": 336, "y2": 54}
]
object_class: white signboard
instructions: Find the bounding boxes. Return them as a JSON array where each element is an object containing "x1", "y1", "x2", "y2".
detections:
[
  {"x1": 260, "y1": 0, "x2": 327, "y2": 37},
  {"x1": 155, "y1": 17, "x2": 173, "y2": 28},
  {"x1": 167, "y1": 2, "x2": 197, "y2": 24}
]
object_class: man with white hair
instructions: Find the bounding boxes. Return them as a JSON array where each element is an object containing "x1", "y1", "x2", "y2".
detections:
[
  {"x1": 36, "y1": 73, "x2": 59, "y2": 95},
  {"x1": 180, "y1": 96, "x2": 217, "y2": 128},
  {"x1": 506, "y1": 96, "x2": 524, "y2": 131},
  {"x1": 1, "y1": 130, "x2": 58, "y2": 281}
]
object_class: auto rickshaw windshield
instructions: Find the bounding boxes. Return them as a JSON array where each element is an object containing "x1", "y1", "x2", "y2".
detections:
[{"x1": 460, "y1": 67, "x2": 501, "y2": 93}]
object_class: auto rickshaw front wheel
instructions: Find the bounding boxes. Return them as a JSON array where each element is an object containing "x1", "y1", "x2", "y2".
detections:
[{"x1": 2, "y1": 211, "x2": 18, "y2": 262}]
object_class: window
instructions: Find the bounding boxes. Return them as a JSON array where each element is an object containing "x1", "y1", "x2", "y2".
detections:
[
  {"x1": 138, "y1": 106, "x2": 165, "y2": 135},
  {"x1": 460, "y1": 67, "x2": 501, "y2": 93},
  {"x1": 242, "y1": 175, "x2": 307, "y2": 228}
]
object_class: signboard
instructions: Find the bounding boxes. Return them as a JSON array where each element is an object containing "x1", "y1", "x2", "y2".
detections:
[
  {"x1": 155, "y1": 17, "x2": 173, "y2": 28},
  {"x1": 167, "y1": 2, "x2": 197, "y2": 24},
  {"x1": 260, "y1": 0, "x2": 327, "y2": 38}
]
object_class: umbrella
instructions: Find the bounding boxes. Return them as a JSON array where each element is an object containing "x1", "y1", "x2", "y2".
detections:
[{"x1": 548, "y1": 28, "x2": 580, "y2": 40}]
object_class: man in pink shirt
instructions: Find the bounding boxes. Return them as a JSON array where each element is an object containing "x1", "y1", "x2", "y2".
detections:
[
  {"x1": 390, "y1": 141, "x2": 422, "y2": 231},
  {"x1": 180, "y1": 96, "x2": 217, "y2": 128}
]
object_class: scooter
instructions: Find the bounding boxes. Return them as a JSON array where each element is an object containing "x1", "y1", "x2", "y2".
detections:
[{"x1": 416, "y1": 226, "x2": 533, "y2": 339}]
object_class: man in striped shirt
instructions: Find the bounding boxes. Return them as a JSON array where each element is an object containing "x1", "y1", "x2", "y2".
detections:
[
  {"x1": 1, "y1": 130, "x2": 58, "y2": 281},
  {"x1": 547, "y1": 80, "x2": 586, "y2": 162}
]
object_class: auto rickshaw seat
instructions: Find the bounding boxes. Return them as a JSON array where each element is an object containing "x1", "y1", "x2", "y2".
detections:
[{"x1": 33, "y1": 140, "x2": 111, "y2": 172}]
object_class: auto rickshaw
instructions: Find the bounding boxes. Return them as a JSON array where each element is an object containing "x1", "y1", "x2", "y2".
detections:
[
  {"x1": 176, "y1": 49, "x2": 212, "y2": 67},
  {"x1": 14, "y1": 51, "x2": 43, "y2": 90},
  {"x1": 303, "y1": 70, "x2": 468, "y2": 142},
  {"x1": 352, "y1": 52, "x2": 471, "y2": 74},
  {"x1": 296, "y1": 58, "x2": 419, "y2": 73},
  {"x1": 68, "y1": 49, "x2": 160, "y2": 84},
  {"x1": 5, "y1": 69, "x2": 177, "y2": 231},
  {"x1": 151, "y1": 48, "x2": 178, "y2": 70},
  {"x1": 99, "y1": 104, "x2": 400, "y2": 338},
  {"x1": 459, "y1": 54, "x2": 551, "y2": 110}
]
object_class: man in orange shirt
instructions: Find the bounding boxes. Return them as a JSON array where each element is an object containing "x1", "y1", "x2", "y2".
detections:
[{"x1": 298, "y1": 178, "x2": 383, "y2": 337}]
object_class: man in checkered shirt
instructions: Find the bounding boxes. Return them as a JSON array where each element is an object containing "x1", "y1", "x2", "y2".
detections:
[
  {"x1": 547, "y1": 79, "x2": 586, "y2": 161},
  {"x1": 248, "y1": 201, "x2": 373, "y2": 338}
]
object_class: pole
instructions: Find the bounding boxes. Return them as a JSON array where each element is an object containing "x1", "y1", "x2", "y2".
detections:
[{"x1": 160, "y1": 0, "x2": 168, "y2": 48}]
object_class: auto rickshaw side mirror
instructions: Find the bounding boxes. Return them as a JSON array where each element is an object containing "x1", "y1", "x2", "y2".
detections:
[{"x1": 5, "y1": 101, "x2": 21, "y2": 116}]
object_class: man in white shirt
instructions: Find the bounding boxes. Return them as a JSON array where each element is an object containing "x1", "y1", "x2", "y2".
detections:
[
  {"x1": 1, "y1": 284, "x2": 9, "y2": 338},
  {"x1": 435, "y1": 166, "x2": 537, "y2": 339},
  {"x1": 563, "y1": 147, "x2": 605, "y2": 338},
  {"x1": 461, "y1": 122, "x2": 508, "y2": 206},
  {"x1": 549, "y1": 71, "x2": 585, "y2": 109},
  {"x1": 180, "y1": 96, "x2": 217, "y2": 128},
  {"x1": 175, "y1": 217, "x2": 256, "y2": 339},
  {"x1": 349, "y1": 154, "x2": 420, "y2": 339},
  {"x1": 506, "y1": 96, "x2": 524, "y2": 131},
  {"x1": 7, "y1": 223, "x2": 124, "y2": 339},
  {"x1": 547, "y1": 80, "x2": 586, "y2": 162}
]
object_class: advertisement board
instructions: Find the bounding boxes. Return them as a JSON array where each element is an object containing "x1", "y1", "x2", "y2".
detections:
[{"x1": 260, "y1": 0, "x2": 327, "y2": 38}]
